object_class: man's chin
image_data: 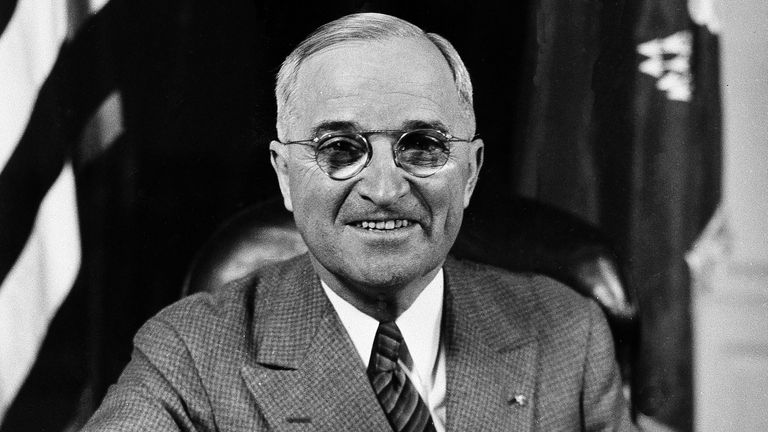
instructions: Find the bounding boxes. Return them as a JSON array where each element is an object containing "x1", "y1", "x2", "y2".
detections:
[
  {"x1": 339, "y1": 256, "x2": 443, "y2": 292},
  {"x1": 348, "y1": 270, "x2": 416, "y2": 292},
  {"x1": 315, "y1": 253, "x2": 428, "y2": 283}
]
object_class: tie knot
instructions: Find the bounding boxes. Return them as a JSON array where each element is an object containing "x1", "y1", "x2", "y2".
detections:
[{"x1": 369, "y1": 321, "x2": 404, "y2": 372}]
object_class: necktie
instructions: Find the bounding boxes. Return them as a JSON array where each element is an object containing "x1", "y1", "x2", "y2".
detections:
[{"x1": 368, "y1": 321, "x2": 436, "y2": 432}]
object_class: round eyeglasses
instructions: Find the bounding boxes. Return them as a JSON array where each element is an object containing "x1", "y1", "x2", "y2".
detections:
[{"x1": 279, "y1": 129, "x2": 474, "y2": 180}]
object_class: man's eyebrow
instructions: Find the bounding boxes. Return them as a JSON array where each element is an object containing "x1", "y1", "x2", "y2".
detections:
[
  {"x1": 310, "y1": 120, "x2": 450, "y2": 136},
  {"x1": 312, "y1": 120, "x2": 361, "y2": 136},
  {"x1": 401, "y1": 120, "x2": 450, "y2": 132}
]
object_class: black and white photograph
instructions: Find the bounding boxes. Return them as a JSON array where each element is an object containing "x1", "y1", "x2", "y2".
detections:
[{"x1": 0, "y1": 0, "x2": 765, "y2": 431}]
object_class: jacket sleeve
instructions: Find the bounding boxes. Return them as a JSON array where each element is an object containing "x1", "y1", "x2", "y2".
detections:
[
  {"x1": 81, "y1": 317, "x2": 216, "y2": 431},
  {"x1": 582, "y1": 301, "x2": 635, "y2": 432}
]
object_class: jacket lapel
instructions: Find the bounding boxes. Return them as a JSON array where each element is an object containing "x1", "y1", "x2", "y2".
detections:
[
  {"x1": 443, "y1": 259, "x2": 539, "y2": 431},
  {"x1": 239, "y1": 255, "x2": 540, "y2": 431},
  {"x1": 240, "y1": 256, "x2": 391, "y2": 432}
]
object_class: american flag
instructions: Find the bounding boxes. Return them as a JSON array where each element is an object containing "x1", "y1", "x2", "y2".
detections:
[{"x1": 0, "y1": 0, "x2": 118, "y2": 427}]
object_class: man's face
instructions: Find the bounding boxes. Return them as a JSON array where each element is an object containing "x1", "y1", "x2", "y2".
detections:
[{"x1": 271, "y1": 37, "x2": 483, "y2": 301}]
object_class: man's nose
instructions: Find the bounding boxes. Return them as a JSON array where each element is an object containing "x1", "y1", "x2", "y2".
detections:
[{"x1": 355, "y1": 139, "x2": 410, "y2": 206}]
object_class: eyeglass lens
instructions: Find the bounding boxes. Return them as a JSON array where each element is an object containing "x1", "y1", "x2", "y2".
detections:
[{"x1": 315, "y1": 130, "x2": 450, "y2": 180}]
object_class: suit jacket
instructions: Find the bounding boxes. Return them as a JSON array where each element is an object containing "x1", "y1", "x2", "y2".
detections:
[{"x1": 83, "y1": 254, "x2": 632, "y2": 431}]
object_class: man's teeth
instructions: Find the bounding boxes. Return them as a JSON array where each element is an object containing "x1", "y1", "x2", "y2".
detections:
[{"x1": 357, "y1": 220, "x2": 410, "y2": 230}]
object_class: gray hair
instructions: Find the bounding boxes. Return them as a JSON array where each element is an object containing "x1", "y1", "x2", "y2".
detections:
[{"x1": 275, "y1": 13, "x2": 475, "y2": 138}]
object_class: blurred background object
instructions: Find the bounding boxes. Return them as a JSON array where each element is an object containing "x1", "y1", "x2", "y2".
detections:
[{"x1": 1, "y1": 0, "x2": 763, "y2": 431}]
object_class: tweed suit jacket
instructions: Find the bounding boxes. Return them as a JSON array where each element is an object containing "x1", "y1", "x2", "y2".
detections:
[{"x1": 83, "y1": 254, "x2": 632, "y2": 431}]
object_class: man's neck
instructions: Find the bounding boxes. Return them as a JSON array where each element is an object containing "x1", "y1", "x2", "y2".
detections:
[{"x1": 309, "y1": 255, "x2": 442, "y2": 322}]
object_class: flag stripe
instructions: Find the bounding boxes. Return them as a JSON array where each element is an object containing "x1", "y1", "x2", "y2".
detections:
[
  {"x1": 0, "y1": 0, "x2": 67, "y2": 167},
  {"x1": 0, "y1": 0, "x2": 18, "y2": 37},
  {"x1": 0, "y1": 0, "x2": 80, "y2": 423},
  {"x1": 0, "y1": 165, "x2": 80, "y2": 419}
]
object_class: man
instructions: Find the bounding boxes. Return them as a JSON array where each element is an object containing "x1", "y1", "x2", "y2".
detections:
[{"x1": 84, "y1": 13, "x2": 631, "y2": 431}]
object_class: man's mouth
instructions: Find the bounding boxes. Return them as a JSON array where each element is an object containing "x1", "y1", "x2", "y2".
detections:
[{"x1": 353, "y1": 219, "x2": 412, "y2": 231}]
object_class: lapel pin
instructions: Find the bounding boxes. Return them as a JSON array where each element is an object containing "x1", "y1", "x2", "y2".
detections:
[
  {"x1": 510, "y1": 394, "x2": 528, "y2": 407},
  {"x1": 286, "y1": 417, "x2": 311, "y2": 424}
]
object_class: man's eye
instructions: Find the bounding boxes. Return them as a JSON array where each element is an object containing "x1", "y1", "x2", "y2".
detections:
[
  {"x1": 316, "y1": 136, "x2": 367, "y2": 168},
  {"x1": 398, "y1": 134, "x2": 449, "y2": 167},
  {"x1": 399, "y1": 133, "x2": 446, "y2": 152}
]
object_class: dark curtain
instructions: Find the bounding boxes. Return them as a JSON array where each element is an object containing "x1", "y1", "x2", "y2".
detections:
[{"x1": 0, "y1": 1, "x2": 719, "y2": 430}]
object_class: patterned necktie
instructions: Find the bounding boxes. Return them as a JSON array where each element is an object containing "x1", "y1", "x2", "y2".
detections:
[{"x1": 367, "y1": 321, "x2": 436, "y2": 432}]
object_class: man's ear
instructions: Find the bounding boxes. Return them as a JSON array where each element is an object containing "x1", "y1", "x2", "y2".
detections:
[
  {"x1": 269, "y1": 140, "x2": 293, "y2": 212},
  {"x1": 463, "y1": 138, "x2": 484, "y2": 208}
]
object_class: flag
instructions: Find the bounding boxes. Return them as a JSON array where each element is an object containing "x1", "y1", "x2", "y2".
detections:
[
  {"x1": 509, "y1": 0, "x2": 722, "y2": 429},
  {"x1": 0, "y1": 0, "x2": 115, "y2": 425},
  {"x1": 627, "y1": 0, "x2": 722, "y2": 430},
  {"x1": 0, "y1": 0, "x2": 78, "y2": 423}
]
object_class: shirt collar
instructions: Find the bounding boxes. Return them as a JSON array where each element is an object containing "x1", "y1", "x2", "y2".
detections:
[{"x1": 321, "y1": 269, "x2": 444, "y2": 382}]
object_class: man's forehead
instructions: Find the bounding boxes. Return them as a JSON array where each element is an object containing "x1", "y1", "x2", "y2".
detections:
[
  {"x1": 289, "y1": 37, "x2": 463, "y2": 131},
  {"x1": 300, "y1": 38, "x2": 450, "y2": 80}
]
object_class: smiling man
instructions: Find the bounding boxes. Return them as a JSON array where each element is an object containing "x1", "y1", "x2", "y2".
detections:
[
  {"x1": 270, "y1": 25, "x2": 481, "y2": 324},
  {"x1": 83, "y1": 13, "x2": 631, "y2": 432}
]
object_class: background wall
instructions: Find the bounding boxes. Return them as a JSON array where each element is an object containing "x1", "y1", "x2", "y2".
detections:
[{"x1": 694, "y1": 0, "x2": 768, "y2": 430}]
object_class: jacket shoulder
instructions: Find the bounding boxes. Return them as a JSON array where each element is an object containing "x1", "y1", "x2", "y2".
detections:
[
  {"x1": 138, "y1": 255, "x2": 312, "y2": 362},
  {"x1": 444, "y1": 256, "x2": 596, "y2": 328}
]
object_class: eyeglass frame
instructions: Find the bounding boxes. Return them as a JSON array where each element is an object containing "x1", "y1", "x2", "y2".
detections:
[{"x1": 277, "y1": 128, "x2": 477, "y2": 180}]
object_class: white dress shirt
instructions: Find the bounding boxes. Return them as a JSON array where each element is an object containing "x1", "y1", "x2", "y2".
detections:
[{"x1": 322, "y1": 270, "x2": 446, "y2": 432}]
